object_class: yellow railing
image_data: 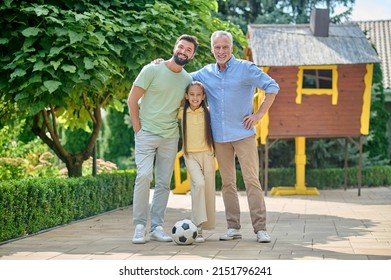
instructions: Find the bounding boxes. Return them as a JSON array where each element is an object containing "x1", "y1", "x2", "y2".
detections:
[{"x1": 172, "y1": 150, "x2": 190, "y2": 194}]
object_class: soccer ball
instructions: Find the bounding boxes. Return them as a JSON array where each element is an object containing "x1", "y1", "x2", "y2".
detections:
[{"x1": 171, "y1": 219, "x2": 197, "y2": 245}]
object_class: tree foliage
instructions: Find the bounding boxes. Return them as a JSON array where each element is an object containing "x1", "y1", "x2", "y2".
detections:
[
  {"x1": 364, "y1": 63, "x2": 390, "y2": 164},
  {"x1": 102, "y1": 107, "x2": 134, "y2": 169},
  {"x1": 0, "y1": 0, "x2": 246, "y2": 176},
  {"x1": 216, "y1": 0, "x2": 355, "y2": 32}
]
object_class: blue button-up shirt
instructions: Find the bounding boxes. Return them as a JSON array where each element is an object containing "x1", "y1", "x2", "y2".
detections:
[{"x1": 191, "y1": 56, "x2": 279, "y2": 143}]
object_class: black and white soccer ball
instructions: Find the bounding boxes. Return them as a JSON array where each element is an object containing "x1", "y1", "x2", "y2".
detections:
[{"x1": 171, "y1": 219, "x2": 197, "y2": 245}]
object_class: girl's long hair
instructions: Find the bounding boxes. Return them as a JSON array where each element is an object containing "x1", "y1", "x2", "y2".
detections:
[{"x1": 182, "y1": 81, "x2": 214, "y2": 155}]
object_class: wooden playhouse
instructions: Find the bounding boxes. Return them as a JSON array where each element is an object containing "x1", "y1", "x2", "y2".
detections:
[{"x1": 246, "y1": 9, "x2": 381, "y2": 196}]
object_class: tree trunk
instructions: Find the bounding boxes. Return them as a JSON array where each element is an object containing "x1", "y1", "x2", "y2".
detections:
[
  {"x1": 65, "y1": 157, "x2": 84, "y2": 177},
  {"x1": 32, "y1": 97, "x2": 106, "y2": 177}
]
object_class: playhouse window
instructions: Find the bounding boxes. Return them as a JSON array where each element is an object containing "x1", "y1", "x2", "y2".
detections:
[
  {"x1": 296, "y1": 66, "x2": 338, "y2": 105},
  {"x1": 302, "y1": 69, "x2": 332, "y2": 89}
]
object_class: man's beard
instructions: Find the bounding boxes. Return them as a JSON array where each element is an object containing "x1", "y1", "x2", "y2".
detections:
[{"x1": 174, "y1": 54, "x2": 190, "y2": 66}]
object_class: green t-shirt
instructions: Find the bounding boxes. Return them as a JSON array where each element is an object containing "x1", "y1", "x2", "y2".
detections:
[{"x1": 134, "y1": 63, "x2": 192, "y2": 138}]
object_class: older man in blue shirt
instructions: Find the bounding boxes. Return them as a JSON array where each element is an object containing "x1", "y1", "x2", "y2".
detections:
[{"x1": 191, "y1": 30, "x2": 279, "y2": 243}]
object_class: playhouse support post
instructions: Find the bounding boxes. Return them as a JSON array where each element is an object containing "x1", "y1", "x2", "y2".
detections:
[
  {"x1": 271, "y1": 137, "x2": 319, "y2": 195},
  {"x1": 295, "y1": 137, "x2": 307, "y2": 194}
]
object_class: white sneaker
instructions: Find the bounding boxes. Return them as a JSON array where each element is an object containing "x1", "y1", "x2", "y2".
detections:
[
  {"x1": 219, "y1": 228, "x2": 242, "y2": 240},
  {"x1": 195, "y1": 226, "x2": 205, "y2": 243},
  {"x1": 256, "y1": 230, "x2": 271, "y2": 243},
  {"x1": 150, "y1": 226, "x2": 172, "y2": 242},
  {"x1": 195, "y1": 235, "x2": 205, "y2": 243},
  {"x1": 132, "y1": 224, "x2": 146, "y2": 244}
]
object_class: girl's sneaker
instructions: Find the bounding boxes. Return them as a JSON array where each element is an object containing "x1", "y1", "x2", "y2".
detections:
[{"x1": 195, "y1": 225, "x2": 205, "y2": 243}]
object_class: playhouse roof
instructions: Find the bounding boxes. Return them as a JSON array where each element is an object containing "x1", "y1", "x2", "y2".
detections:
[{"x1": 247, "y1": 23, "x2": 381, "y2": 67}]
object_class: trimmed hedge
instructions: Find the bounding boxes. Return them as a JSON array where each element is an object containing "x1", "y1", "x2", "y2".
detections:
[
  {"x1": 215, "y1": 165, "x2": 391, "y2": 190},
  {"x1": 0, "y1": 171, "x2": 135, "y2": 243},
  {"x1": 269, "y1": 165, "x2": 391, "y2": 189}
]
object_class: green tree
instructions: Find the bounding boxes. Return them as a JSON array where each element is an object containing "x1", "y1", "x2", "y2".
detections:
[
  {"x1": 62, "y1": 128, "x2": 90, "y2": 154},
  {"x1": 216, "y1": 0, "x2": 355, "y2": 32},
  {"x1": 364, "y1": 63, "x2": 390, "y2": 164},
  {"x1": 0, "y1": 0, "x2": 246, "y2": 177},
  {"x1": 102, "y1": 106, "x2": 134, "y2": 169}
]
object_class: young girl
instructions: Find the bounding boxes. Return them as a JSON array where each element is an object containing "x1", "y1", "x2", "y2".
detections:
[{"x1": 178, "y1": 81, "x2": 215, "y2": 243}]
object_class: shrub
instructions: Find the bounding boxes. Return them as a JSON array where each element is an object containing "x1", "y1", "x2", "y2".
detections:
[{"x1": 0, "y1": 171, "x2": 135, "y2": 243}]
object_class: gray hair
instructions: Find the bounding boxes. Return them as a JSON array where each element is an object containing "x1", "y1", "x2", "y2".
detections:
[{"x1": 210, "y1": 30, "x2": 233, "y2": 48}]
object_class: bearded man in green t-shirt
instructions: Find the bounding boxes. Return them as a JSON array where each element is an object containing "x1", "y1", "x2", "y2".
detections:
[{"x1": 127, "y1": 34, "x2": 198, "y2": 244}]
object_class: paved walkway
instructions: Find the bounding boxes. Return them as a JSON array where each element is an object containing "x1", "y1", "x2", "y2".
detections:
[{"x1": 1, "y1": 187, "x2": 391, "y2": 260}]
